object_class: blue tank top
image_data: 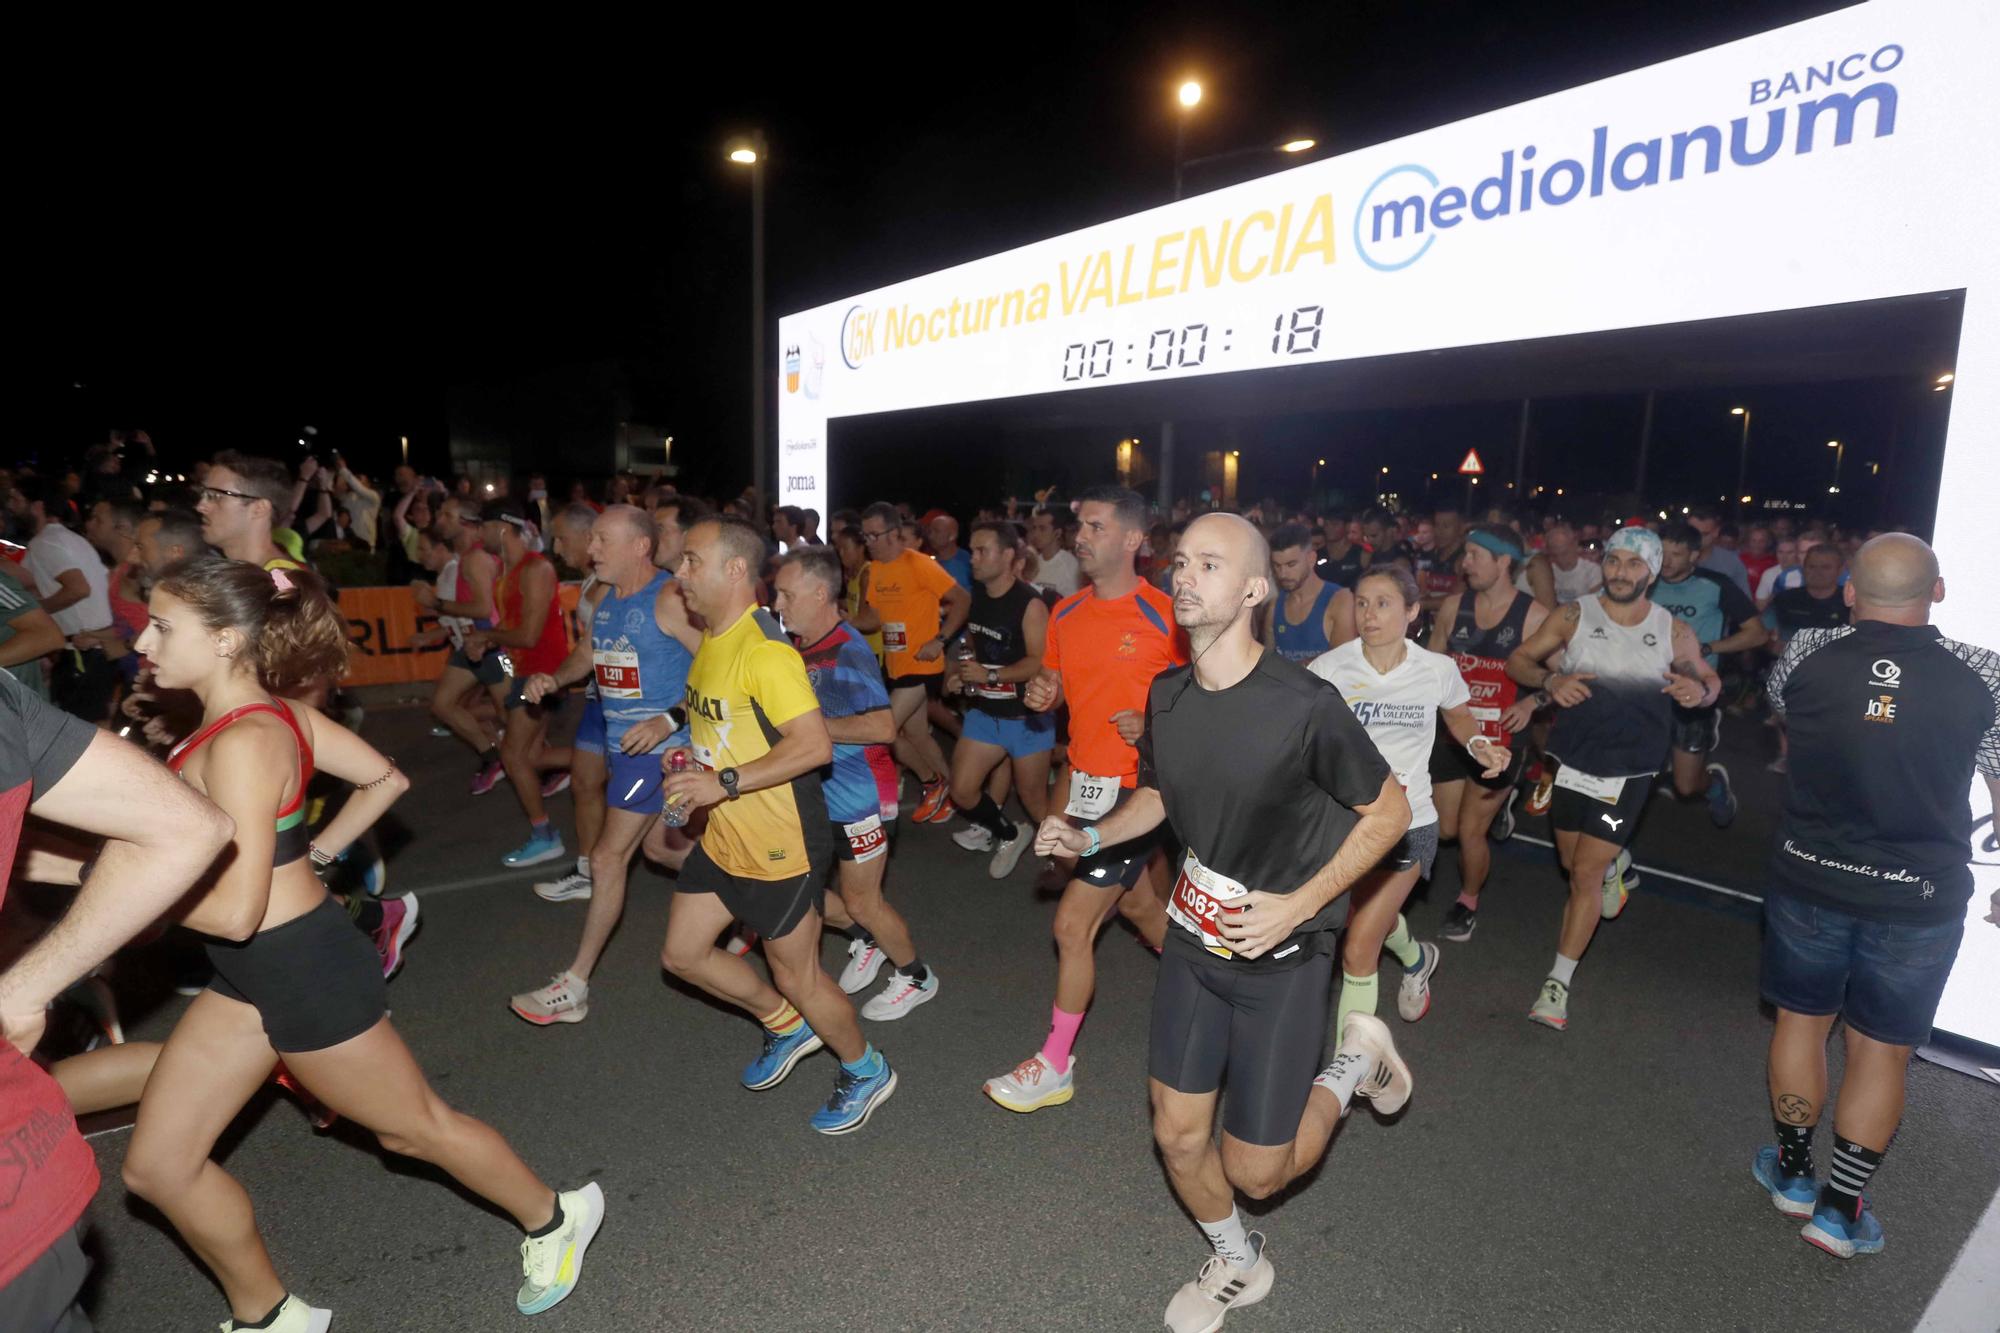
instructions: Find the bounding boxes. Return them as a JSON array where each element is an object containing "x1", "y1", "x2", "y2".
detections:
[
  {"x1": 1274, "y1": 580, "x2": 1340, "y2": 663},
  {"x1": 591, "y1": 571, "x2": 692, "y2": 752}
]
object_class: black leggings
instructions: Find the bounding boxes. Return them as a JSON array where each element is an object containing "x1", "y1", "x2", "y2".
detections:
[{"x1": 1148, "y1": 942, "x2": 1333, "y2": 1147}]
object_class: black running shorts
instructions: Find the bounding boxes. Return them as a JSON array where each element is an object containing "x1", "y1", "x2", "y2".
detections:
[
  {"x1": 206, "y1": 896, "x2": 387, "y2": 1053},
  {"x1": 677, "y1": 842, "x2": 828, "y2": 941},
  {"x1": 1148, "y1": 940, "x2": 1334, "y2": 1147},
  {"x1": 1548, "y1": 771, "x2": 1653, "y2": 848}
]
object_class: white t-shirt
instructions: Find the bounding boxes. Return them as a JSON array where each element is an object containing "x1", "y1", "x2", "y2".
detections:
[
  {"x1": 1755, "y1": 563, "x2": 1803, "y2": 606},
  {"x1": 1308, "y1": 638, "x2": 1468, "y2": 827},
  {"x1": 24, "y1": 524, "x2": 112, "y2": 637},
  {"x1": 1036, "y1": 547, "x2": 1082, "y2": 598}
]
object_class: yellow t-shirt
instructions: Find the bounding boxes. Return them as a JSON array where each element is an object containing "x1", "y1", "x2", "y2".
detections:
[
  {"x1": 864, "y1": 548, "x2": 958, "y2": 678},
  {"x1": 684, "y1": 604, "x2": 826, "y2": 880}
]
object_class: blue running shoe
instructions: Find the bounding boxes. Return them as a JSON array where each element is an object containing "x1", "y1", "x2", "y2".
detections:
[
  {"x1": 1706, "y1": 762, "x2": 1738, "y2": 828},
  {"x1": 503, "y1": 831, "x2": 568, "y2": 869},
  {"x1": 1801, "y1": 1200, "x2": 1884, "y2": 1259},
  {"x1": 742, "y1": 1023, "x2": 824, "y2": 1090},
  {"x1": 811, "y1": 1056, "x2": 898, "y2": 1135},
  {"x1": 1752, "y1": 1146, "x2": 1817, "y2": 1219}
]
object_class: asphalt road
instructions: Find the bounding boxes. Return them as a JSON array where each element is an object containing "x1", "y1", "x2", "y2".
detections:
[{"x1": 67, "y1": 703, "x2": 1999, "y2": 1332}]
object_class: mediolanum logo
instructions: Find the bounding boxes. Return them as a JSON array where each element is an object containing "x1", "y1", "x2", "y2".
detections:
[{"x1": 1352, "y1": 42, "x2": 1903, "y2": 272}]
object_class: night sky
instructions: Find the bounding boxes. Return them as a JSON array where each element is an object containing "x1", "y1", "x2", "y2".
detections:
[{"x1": 32, "y1": 0, "x2": 1939, "y2": 522}]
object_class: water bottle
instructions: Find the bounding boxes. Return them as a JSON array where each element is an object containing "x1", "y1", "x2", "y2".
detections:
[{"x1": 662, "y1": 749, "x2": 692, "y2": 828}]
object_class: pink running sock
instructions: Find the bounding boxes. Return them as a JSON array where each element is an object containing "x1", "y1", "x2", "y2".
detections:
[
  {"x1": 1455, "y1": 892, "x2": 1479, "y2": 911},
  {"x1": 1040, "y1": 1006, "x2": 1085, "y2": 1072}
]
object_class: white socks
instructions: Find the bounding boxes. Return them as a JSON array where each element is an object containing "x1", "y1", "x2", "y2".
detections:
[
  {"x1": 1314, "y1": 1050, "x2": 1376, "y2": 1116},
  {"x1": 576, "y1": 855, "x2": 592, "y2": 878},
  {"x1": 1550, "y1": 954, "x2": 1578, "y2": 987},
  {"x1": 1198, "y1": 1208, "x2": 1258, "y2": 1268}
]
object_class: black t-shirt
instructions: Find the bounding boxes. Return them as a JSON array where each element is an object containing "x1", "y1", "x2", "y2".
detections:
[
  {"x1": 1767, "y1": 622, "x2": 2000, "y2": 923},
  {"x1": 1139, "y1": 650, "x2": 1392, "y2": 970},
  {"x1": 1316, "y1": 545, "x2": 1365, "y2": 589},
  {"x1": 1771, "y1": 586, "x2": 1848, "y2": 641},
  {"x1": 963, "y1": 579, "x2": 1037, "y2": 720}
]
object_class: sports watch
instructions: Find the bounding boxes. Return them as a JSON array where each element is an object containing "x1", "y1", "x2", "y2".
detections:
[{"x1": 718, "y1": 767, "x2": 741, "y2": 800}]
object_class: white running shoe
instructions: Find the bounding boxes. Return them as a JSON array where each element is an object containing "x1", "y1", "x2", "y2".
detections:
[
  {"x1": 988, "y1": 829, "x2": 1029, "y2": 879},
  {"x1": 837, "y1": 937, "x2": 886, "y2": 994},
  {"x1": 1164, "y1": 1237, "x2": 1274, "y2": 1333},
  {"x1": 1329, "y1": 1012, "x2": 1414, "y2": 1115},
  {"x1": 860, "y1": 968, "x2": 939, "y2": 1021},
  {"x1": 982, "y1": 1052, "x2": 1074, "y2": 1112},
  {"x1": 510, "y1": 974, "x2": 589, "y2": 1026},
  {"x1": 517, "y1": 1181, "x2": 605, "y2": 1314},
  {"x1": 534, "y1": 871, "x2": 593, "y2": 903},
  {"x1": 952, "y1": 824, "x2": 996, "y2": 852},
  {"x1": 222, "y1": 1294, "x2": 331, "y2": 1333},
  {"x1": 1396, "y1": 943, "x2": 1440, "y2": 1022}
]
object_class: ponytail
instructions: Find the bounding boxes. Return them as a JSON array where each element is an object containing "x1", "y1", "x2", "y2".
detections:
[{"x1": 157, "y1": 556, "x2": 351, "y2": 692}]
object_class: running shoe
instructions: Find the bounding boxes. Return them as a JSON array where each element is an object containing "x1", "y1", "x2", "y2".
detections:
[
  {"x1": 837, "y1": 937, "x2": 886, "y2": 994},
  {"x1": 1491, "y1": 799, "x2": 1516, "y2": 843},
  {"x1": 724, "y1": 928, "x2": 760, "y2": 957},
  {"x1": 1801, "y1": 1200, "x2": 1885, "y2": 1259},
  {"x1": 72, "y1": 972, "x2": 124, "y2": 1047},
  {"x1": 742, "y1": 1022, "x2": 824, "y2": 1090},
  {"x1": 951, "y1": 824, "x2": 995, "y2": 853},
  {"x1": 1438, "y1": 902, "x2": 1478, "y2": 943},
  {"x1": 1524, "y1": 765, "x2": 1555, "y2": 816},
  {"x1": 351, "y1": 836, "x2": 387, "y2": 897},
  {"x1": 430, "y1": 723, "x2": 454, "y2": 738},
  {"x1": 470, "y1": 757, "x2": 505, "y2": 795},
  {"x1": 1752, "y1": 1146, "x2": 1819, "y2": 1219},
  {"x1": 983, "y1": 1052, "x2": 1074, "y2": 1113},
  {"x1": 1528, "y1": 977, "x2": 1570, "y2": 1031},
  {"x1": 510, "y1": 974, "x2": 589, "y2": 1026},
  {"x1": 912, "y1": 780, "x2": 953, "y2": 824},
  {"x1": 1396, "y1": 943, "x2": 1440, "y2": 1022},
  {"x1": 1767, "y1": 755, "x2": 1789, "y2": 774},
  {"x1": 861, "y1": 968, "x2": 939, "y2": 1021},
  {"x1": 222, "y1": 1293, "x2": 331, "y2": 1333},
  {"x1": 518, "y1": 1181, "x2": 606, "y2": 1314},
  {"x1": 172, "y1": 956, "x2": 213, "y2": 997},
  {"x1": 1706, "y1": 761, "x2": 1738, "y2": 828},
  {"x1": 810, "y1": 1056, "x2": 898, "y2": 1134},
  {"x1": 1165, "y1": 1237, "x2": 1273, "y2": 1333},
  {"x1": 541, "y1": 771, "x2": 571, "y2": 798},
  {"x1": 534, "y1": 871, "x2": 593, "y2": 903},
  {"x1": 373, "y1": 894, "x2": 421, "y2": 980},
  {"x1": 503, "y1": 831, "x2": 567, "y2": 868},
  {"x1": 1601, "y1": 849, "x2": 1633, "y2": 920},
  {"x1": 1332, "y1": 1012, "x2": 1414, "y2": 1114},
  {"x1": 989, "y1": 828, "x2": 1029, "y2": 879},
  {"x1": 273, "y1": 1062, "x2": 338, "y2": 1131}
]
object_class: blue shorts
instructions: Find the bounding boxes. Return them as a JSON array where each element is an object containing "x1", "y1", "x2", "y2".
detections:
[
  {"x1": 574, "y1": 696, "x2": 606, "y2": 756},
  {"x1": 603, "y1": 729, "x2": 690, "y2": 814},
  {"x1": 1760, "y1": 890, "x2": 1965, "y2": 1047},
  {"x1": 962, "y1": 707, "x2": 1056, "y2": 759}
]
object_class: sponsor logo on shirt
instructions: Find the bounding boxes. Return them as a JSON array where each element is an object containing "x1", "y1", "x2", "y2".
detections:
[
  {"x1": 1863, "y1": 693, "x2": 1897, "y2": 724},
  {"x1": 1117, "y1": 632, "x2": 1137, "y2": 657},
  {"x1": 1351, "y1": 700, "x2": 1429, "y2": 727},
  {"x1": 1870, "y1": 658, "x2": 1902, "y2": 688}
]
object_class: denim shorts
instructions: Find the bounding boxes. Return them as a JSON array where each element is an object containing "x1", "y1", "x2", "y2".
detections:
[{"x1": 1760, "y1": 890, "x2": 1964, "y2": 1047}]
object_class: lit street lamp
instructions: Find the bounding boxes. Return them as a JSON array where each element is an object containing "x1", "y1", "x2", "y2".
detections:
[
  {"x1": 728, "y1": 133, "x2": 770, "y2": 506},
  {"x1": 1730, "y1": 406, "x2": 1752, "y2": 503},
  {"x1": 1827, "y1": 438, "x2": 1846, "y2": 494}
]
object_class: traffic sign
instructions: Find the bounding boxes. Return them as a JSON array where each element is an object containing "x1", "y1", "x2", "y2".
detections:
[{"x1": 1457, "y1": 449, "x2": 1485, "y2": 476}]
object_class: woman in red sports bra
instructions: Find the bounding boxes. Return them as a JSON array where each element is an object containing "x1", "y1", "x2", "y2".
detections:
[{"x1": 118, "y1": 557, "x2": 603, "y2": 1332}]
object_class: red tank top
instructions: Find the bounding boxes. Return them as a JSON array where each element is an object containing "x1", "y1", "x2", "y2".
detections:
[
  {"x1": 1445, "y1": 591, "x2": 1532, "y2": 744},
  {"x1": 168, "y1": 701, "x2": 314, "y2": 865},
  {"x1": 499, "y1": 552, "x2": 568, "y2": 677}
]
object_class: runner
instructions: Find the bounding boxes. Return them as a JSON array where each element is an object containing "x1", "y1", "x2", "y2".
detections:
[
  {"x1": 410, "y1": 501, "x2": 504, "y2": 792},
  {"x1": 1027, "y1": 504, "x2": 1083, "y2": 598},
  {"x1": 121, "y1": 557, "x2": 600, "y2": 1328},
  {"x1": 1430, "y1": 524, "x2": 1547, "y2": 942},
  {"x1": 1416, "y1": 505, "x2": 1467, "y2": 624},
  {"x1": 658, "y1": 516, "x2": 896, "y2": 1134},
  {"x1": 1504, "y1": 526, "x2": 1717, "y2": 1031},
  {"x1": 9, "y1": 478, "x2": 117, "y2": 723},
  {"x1": 1311, "y1": 563, "x2": 1509, "y2": 1030},
  {"x1": 1316, "y1": 512, "x2": 1368, "y2": 589},
  {"x1": 1652, "y1": 522, "x2": 1768, "y2": 826},
  {"x1": 850, "y1": 501, "x2": 969, "y2": 824},
  {"x1": 194, "y1": 452, "x2": 305, "y2": 573},
  {"x1": 1264, "y1": 522, "x2": 1355, "y2": 663},
  {"x1": 773, "y1": 547, "x2": 938, "y2": 1023},
  {"x1": 467, "y1": 500, "x2": 572, "y2": 869},
  {"x1": 982, "y1": 486, "x2": 1185, "y2": 1114},
  {"x1": 530, "y1": 503, "x2": 614, "y2": 903},
  {"x1": 1033, "y1": 512, "x2": 1410, "y2": 1333},
  {"x1": 507, "y1": 506, "x2": 699, "y2": 1024},
  {"x1": 1750, "y1": 534, "x2": 1999, "y2": 1260},
  {"x1": 1517, "y1": 514, "x2": 1603, "y2": 610},
  {"x1": 945, "y1": 520, "x2": 1053, "y2": 879}
]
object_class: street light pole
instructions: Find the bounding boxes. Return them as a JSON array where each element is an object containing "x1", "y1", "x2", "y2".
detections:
[
  {"x1": 1827, "y1": 438, "x2": 1846, "y2": 494},
  {"x1": 1731, "y1": 406, "x2": 1752, "y2": 502},
  {"x1": 729, "y1": 133, "x2": 770, "y2": 509}
]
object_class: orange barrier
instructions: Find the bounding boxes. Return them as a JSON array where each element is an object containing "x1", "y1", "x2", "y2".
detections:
[{"x1": 337, "y1": 584, "x2": 582, "y2": 688}]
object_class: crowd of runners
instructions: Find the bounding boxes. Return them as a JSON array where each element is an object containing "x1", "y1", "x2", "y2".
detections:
[{"x1": 1, "y1": 444, "x2": 1995, "y2": 1331}]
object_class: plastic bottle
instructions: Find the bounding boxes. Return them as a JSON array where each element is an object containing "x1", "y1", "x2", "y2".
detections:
[{"x1": 662, "y1": 749, "x2": 692, "y2": 828}]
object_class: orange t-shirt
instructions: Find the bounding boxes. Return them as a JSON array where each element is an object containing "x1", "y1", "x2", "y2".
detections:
[
  {"x1": 865, "y1": 549, "x2": 960, "y2": 679},
  {"x1": 1043, "y1": 582, "x2": 1187, "y2": 787}
]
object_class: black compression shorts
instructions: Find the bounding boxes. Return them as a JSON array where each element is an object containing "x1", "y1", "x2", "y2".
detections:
[
  {"x1": 1148, "y1": 941, "x2": 1333, "y2": 1146},
  {"x1": 206, "y1": 896, "x2": 387, "y2": 1053},
  {"x1": 677, "y1": 842, "x2": 828, "y2": 941}
]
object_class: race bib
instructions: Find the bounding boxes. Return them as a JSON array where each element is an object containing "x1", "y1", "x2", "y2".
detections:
[
  {"x1": 593, "y1": 648, "x2": 642, "y2": 699},
  {"x1": 1065, "y1": 769, "x2": 1119, "y2": 820},
  {"x1": 1468, "y1": 704, "x2": 1505, "y2": 744},
  {"x1": 1553, "y1": 765, "x2": 1625, "y2": 804},
  {"x1": 972, "y1": 679, "x2": 1017, "y2": 701},
  {"x1": 882, "y1": 621, "x2": 909, "y2": 653},
  {"x1": 1165, "y1": 849, "x2": 1251, "y2": 959},
  {"x1": 841, "y1": 814, "x2": 888, "y2": 863}
]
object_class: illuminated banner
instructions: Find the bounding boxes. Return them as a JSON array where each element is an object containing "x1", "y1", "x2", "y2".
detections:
[
  {"x1": 335, "y1": 585, "x2": 582, "y2": 688},
  {"x1": 780, "y1": 0, "x2": 1999, "y2": 1047}
]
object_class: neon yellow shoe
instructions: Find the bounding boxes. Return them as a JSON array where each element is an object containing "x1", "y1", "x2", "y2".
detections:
[{"x1": 518, "y1": 1182, "x2": 605, "y2": 1314}]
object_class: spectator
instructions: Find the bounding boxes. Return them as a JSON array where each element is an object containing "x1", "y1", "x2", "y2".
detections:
[{"x1": 6, "y1": 478, "x2": 116, "y2": 724}]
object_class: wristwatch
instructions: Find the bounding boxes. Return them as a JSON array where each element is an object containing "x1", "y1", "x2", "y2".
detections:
[
  {"x1": 986, "y1": 666, "x2": 1000, "y2": 687},
  {"x1": 718, "y1": 767, "x2": 741, "y2": 800}
]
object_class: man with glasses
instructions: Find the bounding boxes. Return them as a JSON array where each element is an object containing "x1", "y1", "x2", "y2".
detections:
[
  {"x1": 849, "y1": 502, "x2": 970, "y2": 825},
  {"x1": 193, "y1": 452, "x2": 304, "y2": 573}
]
